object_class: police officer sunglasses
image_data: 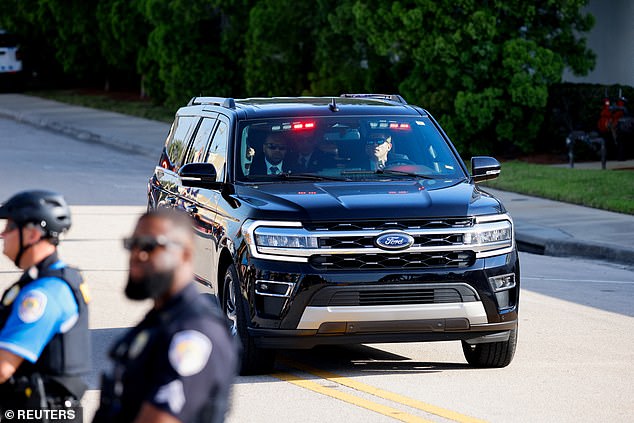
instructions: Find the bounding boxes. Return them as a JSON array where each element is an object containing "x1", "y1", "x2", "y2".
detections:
[{"x1": 123, "y1": 235, "x2": 181, "y2": 253}]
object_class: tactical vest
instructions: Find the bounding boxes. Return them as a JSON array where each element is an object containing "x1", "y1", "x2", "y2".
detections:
[
  {"x1": 0, "y1": 255, "x2": 91, "y2": 399},
  {"x1": 94, "y1": 285, "x2": 235, "y2": 423}
]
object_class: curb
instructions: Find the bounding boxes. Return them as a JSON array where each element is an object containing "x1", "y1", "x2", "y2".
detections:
[
  {"x1": 545, "y1": 239, "x2": 634, "y2": 266},
  {"x1": 516, "y1": 231, "x2": 634, "y2": 267},
  {"x1": 0, "y1": 107, "x2": 157, "y2": 159}
]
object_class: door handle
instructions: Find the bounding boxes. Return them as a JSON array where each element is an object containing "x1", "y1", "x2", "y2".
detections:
[{"x1": 186, "y1": 205, "x2": 198, "y2": 215}]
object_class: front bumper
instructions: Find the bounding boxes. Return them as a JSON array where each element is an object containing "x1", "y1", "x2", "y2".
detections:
[
  {"x1": 250, "y1": 320, "x2": 517, "y2": 349},
  {"x1": 238, "y1": 250, "x2": 520, "y2": 349}
]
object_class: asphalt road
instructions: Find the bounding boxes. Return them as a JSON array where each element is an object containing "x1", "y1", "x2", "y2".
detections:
[{"x1": 1, "y1": 117, "x2": 633, "y2": 422}]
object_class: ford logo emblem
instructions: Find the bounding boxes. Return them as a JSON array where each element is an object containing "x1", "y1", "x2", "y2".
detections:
[{"x1": 374, "y1": 232, "x2": 414, "y2": 251}]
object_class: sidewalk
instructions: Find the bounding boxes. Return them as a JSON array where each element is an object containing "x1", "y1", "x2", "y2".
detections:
[
  {"x1": 0, "y1": 93, "x2": 170, "y2": 159},
  {"x1": 1, "y1": 93, "x2": 633, "y2": 267}
]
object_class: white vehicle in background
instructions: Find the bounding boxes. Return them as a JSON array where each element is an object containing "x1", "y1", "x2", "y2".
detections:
[{"x1": 0, "y1": 29, "x2": 23, "y2": 89}]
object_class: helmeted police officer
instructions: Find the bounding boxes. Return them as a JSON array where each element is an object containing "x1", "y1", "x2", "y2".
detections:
[
  {"x1": 0, "y1": 190, "x2": 91, "y2": 415},
  {"x1": 93, "y1": 208, "x2": 237, "y2": 423}
]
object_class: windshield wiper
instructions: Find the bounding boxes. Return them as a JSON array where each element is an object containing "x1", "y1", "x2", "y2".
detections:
[
  {"x1": 375, "y1": 169, "x2": 438, "y2": 179},
  {"x1": 277, "y1": 172, "x2": 346, "y2": 181}
]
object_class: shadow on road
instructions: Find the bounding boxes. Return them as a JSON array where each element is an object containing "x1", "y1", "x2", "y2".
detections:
[
  {"x1": 283, "y1": 344, "x2": 471, "y2": 373},
  {"x1": 233, "y1": 344, "x2": 471, "y2": 384}
]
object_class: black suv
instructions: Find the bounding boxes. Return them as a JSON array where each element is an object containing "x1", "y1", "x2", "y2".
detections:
[{"x1": 148, "y1": 94, "x2": 519, "y2": 374}]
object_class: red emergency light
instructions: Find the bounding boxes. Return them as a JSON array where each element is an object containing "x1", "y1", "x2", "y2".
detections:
[
  {"x1": 389, "y1": 122, "x2": 411, "y2": 130},
  {"x1": 292, "y1": 121, "x2": 316, "y2": 130}
]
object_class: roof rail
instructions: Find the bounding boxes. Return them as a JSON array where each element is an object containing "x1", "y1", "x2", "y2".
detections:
[
  {"x1": 340, "y1": 93, "x2": 407, "y2": 104},
  {"x1": 187, "y1": 96, "x2": 236, "y2": 109}
]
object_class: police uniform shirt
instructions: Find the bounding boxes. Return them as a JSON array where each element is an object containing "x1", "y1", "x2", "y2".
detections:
[
  {"x1": 0, "y1": 253, "x2": 79, "y2": 363},
  {"x1": 108, "y1": 283, "x2": 236, "y2": 423}
]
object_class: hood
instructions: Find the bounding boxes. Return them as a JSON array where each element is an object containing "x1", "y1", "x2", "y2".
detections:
[{"x1": 234, "y1": 179, "x2": 505, "y2": 221}]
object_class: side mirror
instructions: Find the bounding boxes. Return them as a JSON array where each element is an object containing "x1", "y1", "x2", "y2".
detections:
[
  {"x1": 178, "y1": 163, "x2": 221, "y2": 189},
  {"x1": 471, "y1": 156, "x2": 501, "y2": 183}
]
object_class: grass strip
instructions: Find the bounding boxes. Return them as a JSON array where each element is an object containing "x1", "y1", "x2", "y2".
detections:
[{"x1": 484, "y1": 161, "x2": 634, "y2": 215}]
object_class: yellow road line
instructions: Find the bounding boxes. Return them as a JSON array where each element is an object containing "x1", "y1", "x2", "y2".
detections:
[
  {"x1": 280, "y1": 358, "x2": 487, "y2": 423},
  {"x1": 271, "y1": 371, "x2": 434, "y2": 423}
]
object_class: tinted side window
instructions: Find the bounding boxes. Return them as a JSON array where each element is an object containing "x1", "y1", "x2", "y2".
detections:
[
  {"x1": 206, "y1": 120, "x2": 229, "y2": 182},
  {"x1": 165, "y1": 116, "x2": 198, "y2": 169},
  {"x1": 186, "y1": 117, "x2": 217, "y2": 164}
]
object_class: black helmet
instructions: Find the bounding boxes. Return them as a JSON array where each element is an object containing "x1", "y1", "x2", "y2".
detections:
[{"x1": 0, "y1": 190, "x2": 71, "y2": 238}]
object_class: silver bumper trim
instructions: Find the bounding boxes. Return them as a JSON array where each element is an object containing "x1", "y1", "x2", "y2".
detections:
[{"x1": 296, "y1": 302, "x2": 488, "y2": 330}]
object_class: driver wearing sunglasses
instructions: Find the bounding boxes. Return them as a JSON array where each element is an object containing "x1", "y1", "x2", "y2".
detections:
[
  {"x1": 94, "y1": 208, "x2": 237, "y2": 423},
  {"x1": 364, "y1": 133, "x2": 394, "y2": 171},
  {"x1": 248, "y1": 133, "x2": 292, "y2": 175}
]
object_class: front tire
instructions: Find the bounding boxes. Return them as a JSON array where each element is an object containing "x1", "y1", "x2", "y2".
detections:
[
  {"x1": 222, "y1": 264, "x2": 275, "y2": 375},
  {"x1": 462, "y1": 327, "x2": 517, "y2": 368}
]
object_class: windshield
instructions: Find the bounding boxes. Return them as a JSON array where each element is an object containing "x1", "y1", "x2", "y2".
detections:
[{"x1": 235, "y1": 116, "x2": 465, "y2": 181}]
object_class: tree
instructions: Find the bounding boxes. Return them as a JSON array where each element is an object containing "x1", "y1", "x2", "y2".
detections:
[
  {"x1": 137, "y1": 0, "x2": 252, "y2": 106},
  {"x1": 349, "y1": 0, "x2": 595, "y2": 155},
  {"x1": 243, "y1": 0, "x2": 318, "y2": 96},
  {"x1": 36, "y1": 0, "x2": 106, "y2": 83},
  {"x1": 95, "y1": 0, "x2": 151, "y2": 92},
  {"x1": 308, "y1": 0, "x2": 397, "y2": 95}
]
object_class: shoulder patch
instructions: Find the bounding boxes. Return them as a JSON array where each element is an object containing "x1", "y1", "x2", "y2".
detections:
[
  {"x1": 18, "y1": 289, "x2": 48, "y2": 323},
  {"x1": 168, "y1": 330, "x2": 212, "y2": 377}
]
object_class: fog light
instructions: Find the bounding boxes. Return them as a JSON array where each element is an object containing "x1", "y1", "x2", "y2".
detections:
[
  {"x1": 488, "y1": 273, "x2": 516, "y2": 292},
  {"x1": 255, "y1": 280, "x2": 295, "y2": 297}
]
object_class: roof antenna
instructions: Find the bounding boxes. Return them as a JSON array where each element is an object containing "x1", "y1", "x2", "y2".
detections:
[{"x1": 329, "y1": 97, "x2": 339, "y2": 112}]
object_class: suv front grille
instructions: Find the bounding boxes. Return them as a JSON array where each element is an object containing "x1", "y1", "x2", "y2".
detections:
[
  {"x1": 319, "y1": 233, "x2": 463, "y2": 249},
  {"x1": 309, "y1": 251, "x2": 475, "y2": 270},
  {"x1": 309, "y1": 283, "x2": 479, "y2": 306},
  {"x1": 339, "y1": 288, "x2": 459, "y2": 305}
]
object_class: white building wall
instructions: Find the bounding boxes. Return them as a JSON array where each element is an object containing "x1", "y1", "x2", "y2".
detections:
[{"x1": 563, "y1": 0, "x2": 634, "y2": 87}]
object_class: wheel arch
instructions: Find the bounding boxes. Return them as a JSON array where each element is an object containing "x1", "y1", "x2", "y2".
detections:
[{"x1": 217, "y1": 248, "x2": 235, "y2": 305}]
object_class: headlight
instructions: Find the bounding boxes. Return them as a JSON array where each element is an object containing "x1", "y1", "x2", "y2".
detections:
[
  {"x1": 464, "y1": 218, "x2": 514, "y2": 258},
  {"x1": 241, "y1": 221, "x2": 312, "y2": 262},
  {"x1": 463, "y1": 222, "x2": 512, "y2": 245},
  {"x1": 255, "y1": 232, "x2": 318, "y2": 248}
]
